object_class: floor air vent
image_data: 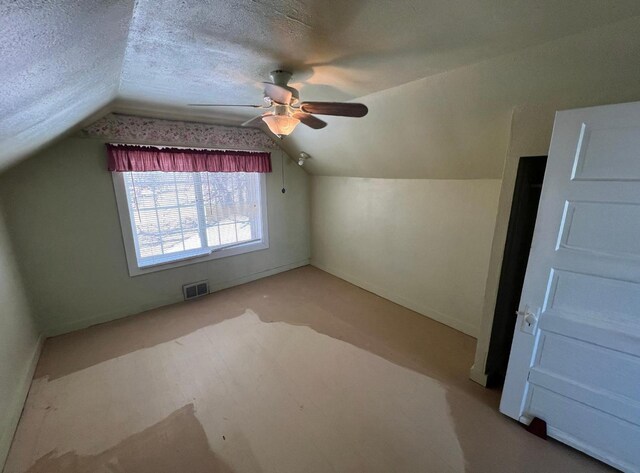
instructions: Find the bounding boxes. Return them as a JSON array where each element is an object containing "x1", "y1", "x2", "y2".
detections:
[{"x1": 183, "y1": 280, "x2": 209, "y2": 301}]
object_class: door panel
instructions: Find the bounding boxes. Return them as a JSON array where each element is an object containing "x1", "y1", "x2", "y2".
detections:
[
  {"x1": 528, "y1": 387, "x2": 640, "y2": 469},
  {"x1": 573, "y1": 123, "x2": 640, "y2": 181},
  {"x1": 501, "y1": 102, "x2": 640, "y2": 472},
  {"x1": 558, "y1": 201, "x2": 640, "y2": 258},
  {"x1": 535, "y1": 332, "x2": 640, "y2": 402}
]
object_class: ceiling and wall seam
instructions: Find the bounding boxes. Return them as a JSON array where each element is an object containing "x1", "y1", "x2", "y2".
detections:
[
  {"x1": 291, "y1": 10, "x2": 640, "y2": 115},
  {"x1": 278, "y1": 15, "x2": 640, "y2": 179},
  {"x1": 3, "y1": 2, "x2": 640, "y2": 175}
]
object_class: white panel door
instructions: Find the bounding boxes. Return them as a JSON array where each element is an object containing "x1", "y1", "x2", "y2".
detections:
[{"x1": 501, "y1": 101, "x2": 640, "y2": 472}]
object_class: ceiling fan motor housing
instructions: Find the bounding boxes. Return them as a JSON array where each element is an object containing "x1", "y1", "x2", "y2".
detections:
[
  {"x1": 270, "y1": 70, "x2": 292, "y2": 86},
  {"x1": 269, "y1": 70, "x2": 299, "y2": 104}
]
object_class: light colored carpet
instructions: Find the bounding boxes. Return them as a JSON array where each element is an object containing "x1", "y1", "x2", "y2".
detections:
[{"x1": 4, "y1": 266, "x2": 612, "y2": 473}]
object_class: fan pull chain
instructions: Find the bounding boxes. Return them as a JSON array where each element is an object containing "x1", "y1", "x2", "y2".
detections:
[{"x1": 281, "y1": 149, "x2": 286, "y2": 194}]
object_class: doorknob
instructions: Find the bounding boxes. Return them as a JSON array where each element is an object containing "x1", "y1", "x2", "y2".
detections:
[
  {"x1": 524, "y1": 312, "x2": 537, "y2": 325},
  {"x1": 515, "y1": 306, "x2": 539, "y2": 334}
]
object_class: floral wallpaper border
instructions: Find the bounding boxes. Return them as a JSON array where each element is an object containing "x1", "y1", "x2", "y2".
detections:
[{"x1": 82, "y1": 113, "x2": 278, "y2": 150}]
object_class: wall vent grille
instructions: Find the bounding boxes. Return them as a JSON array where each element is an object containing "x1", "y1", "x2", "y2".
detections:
[{"x1": 183, "y1": 280, "x2": 209, "y2": 301}]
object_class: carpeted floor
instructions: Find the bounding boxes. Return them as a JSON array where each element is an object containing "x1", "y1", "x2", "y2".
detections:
[{"x1": 4, "y1": 266, "x2": 612, "y2": 473}]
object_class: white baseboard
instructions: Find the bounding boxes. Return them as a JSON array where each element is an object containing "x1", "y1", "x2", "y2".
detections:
[
  {"x1": 0, "y1": 333, "x2": 44, "y2": 471},
  {"x1": 206, "y1": 259, "x2": 309, "y2": 294},
  {"x1": 45, "y1": 260, "x2": 310, "y2": 337},
  {"x1": 469, "y1": 362, "x2": 488, "y2": 386},
  {"x1": 311, "y1": 260, "x2": 479, "y2": 338}
]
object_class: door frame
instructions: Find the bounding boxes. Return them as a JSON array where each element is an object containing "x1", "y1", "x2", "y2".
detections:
[
  {"x1": 485, "y1": 156, "x2": 547, "y2": 387},
  {"x1": 469, "y1": 153, "x2": 550, "y2": 387}
]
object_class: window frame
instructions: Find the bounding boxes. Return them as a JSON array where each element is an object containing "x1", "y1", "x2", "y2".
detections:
[{"x1": 112, "y1": 171, "x2": 269, "y2": 277}]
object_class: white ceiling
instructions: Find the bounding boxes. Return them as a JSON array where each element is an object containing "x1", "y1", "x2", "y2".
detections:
[
  {"x1": 118, "y1": 0, "x2": 640, "y2": 108},
  {"x1": 2, "y1": 0, "x2": 640, "y2": 173},
  {"x1": 0, "y1": 0, "x2": 134, "y2": 168}
]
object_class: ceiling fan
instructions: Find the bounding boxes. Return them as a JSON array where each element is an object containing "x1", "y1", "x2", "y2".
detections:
[{"x1": 188, "y1": 70, "x2": 368, "y2": 138}]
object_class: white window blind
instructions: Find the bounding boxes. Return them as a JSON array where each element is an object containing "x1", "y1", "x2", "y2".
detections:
[{"x1": 122, "y1": 171, "x2": 264, "y2": 268}]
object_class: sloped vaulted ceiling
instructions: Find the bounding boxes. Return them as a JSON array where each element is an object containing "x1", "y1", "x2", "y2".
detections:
[
  {"x1": 2, "y1": 0, "x2": 640, "y2": 174},
  {"x1": 0, "y1": 0, "x2": 135, "y2": 167}
]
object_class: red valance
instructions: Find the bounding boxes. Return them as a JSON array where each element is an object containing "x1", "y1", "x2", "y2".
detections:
[{"x1": 106, "y1": 144, "x2": 272, "y2": 173}]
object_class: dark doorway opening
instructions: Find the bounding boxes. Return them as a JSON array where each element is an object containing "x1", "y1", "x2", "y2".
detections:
[{"x1": 486, "y1": 156, "x2": 547, "y2": 388}]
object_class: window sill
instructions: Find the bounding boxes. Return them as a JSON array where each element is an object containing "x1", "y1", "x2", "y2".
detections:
[{"x1": 127, "y1": 239, "x2": 269, "y2": 277}]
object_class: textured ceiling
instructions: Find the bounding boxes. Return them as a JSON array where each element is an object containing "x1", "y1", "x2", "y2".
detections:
[
  {"x1": 116, "y1": 0, "x2": 640, "y2": 121},
  {"x1": 2, "y1": 0, "x2": 640, "y2": 173},
  {"x1": 0, "y1": 0, "x2": 134, "y2": 169}
]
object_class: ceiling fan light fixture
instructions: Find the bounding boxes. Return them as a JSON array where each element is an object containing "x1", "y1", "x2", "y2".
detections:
[
  {"x1": 262, "y1": 114, "x2": 300, "y2": 137},
  {"x1": 298, "y1": 152, "x2": 310, "y2": 166}
]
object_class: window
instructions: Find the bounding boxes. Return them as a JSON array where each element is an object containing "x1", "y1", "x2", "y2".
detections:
[{"x1": 113, "y1": 170, "x2": 268, "y2": 275}]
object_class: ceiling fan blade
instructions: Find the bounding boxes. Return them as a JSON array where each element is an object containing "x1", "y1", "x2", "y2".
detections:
[
  {"x1": 263, "y1": 83, "x2": 292, "y2": 104},
  {"x1": 292, "y1": 112, "x2": 327, "y2": 130},
  {"x1": 188, "y1": 103, "x2": 264, "y2": 107},
  {"x1": 241, "y1": 115, "x2": 266, "y2": 127},
  {"x1": 299, "y1": 102, "x2": 368, "y2": 117}
]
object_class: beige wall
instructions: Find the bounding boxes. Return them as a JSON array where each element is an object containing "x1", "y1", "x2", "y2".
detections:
[
  {"x1": 0, "y1": 205, "x2": 41, "y2": 469},
  {"x1": 0, "y1": 136, "x2": 310, "y2": 335},
  {"x1": 310, "y1": 176, "x2": 500, "y2": 337},
  {"x1": 301, "y1": 15, "x2": 640, "y2": 379}
]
